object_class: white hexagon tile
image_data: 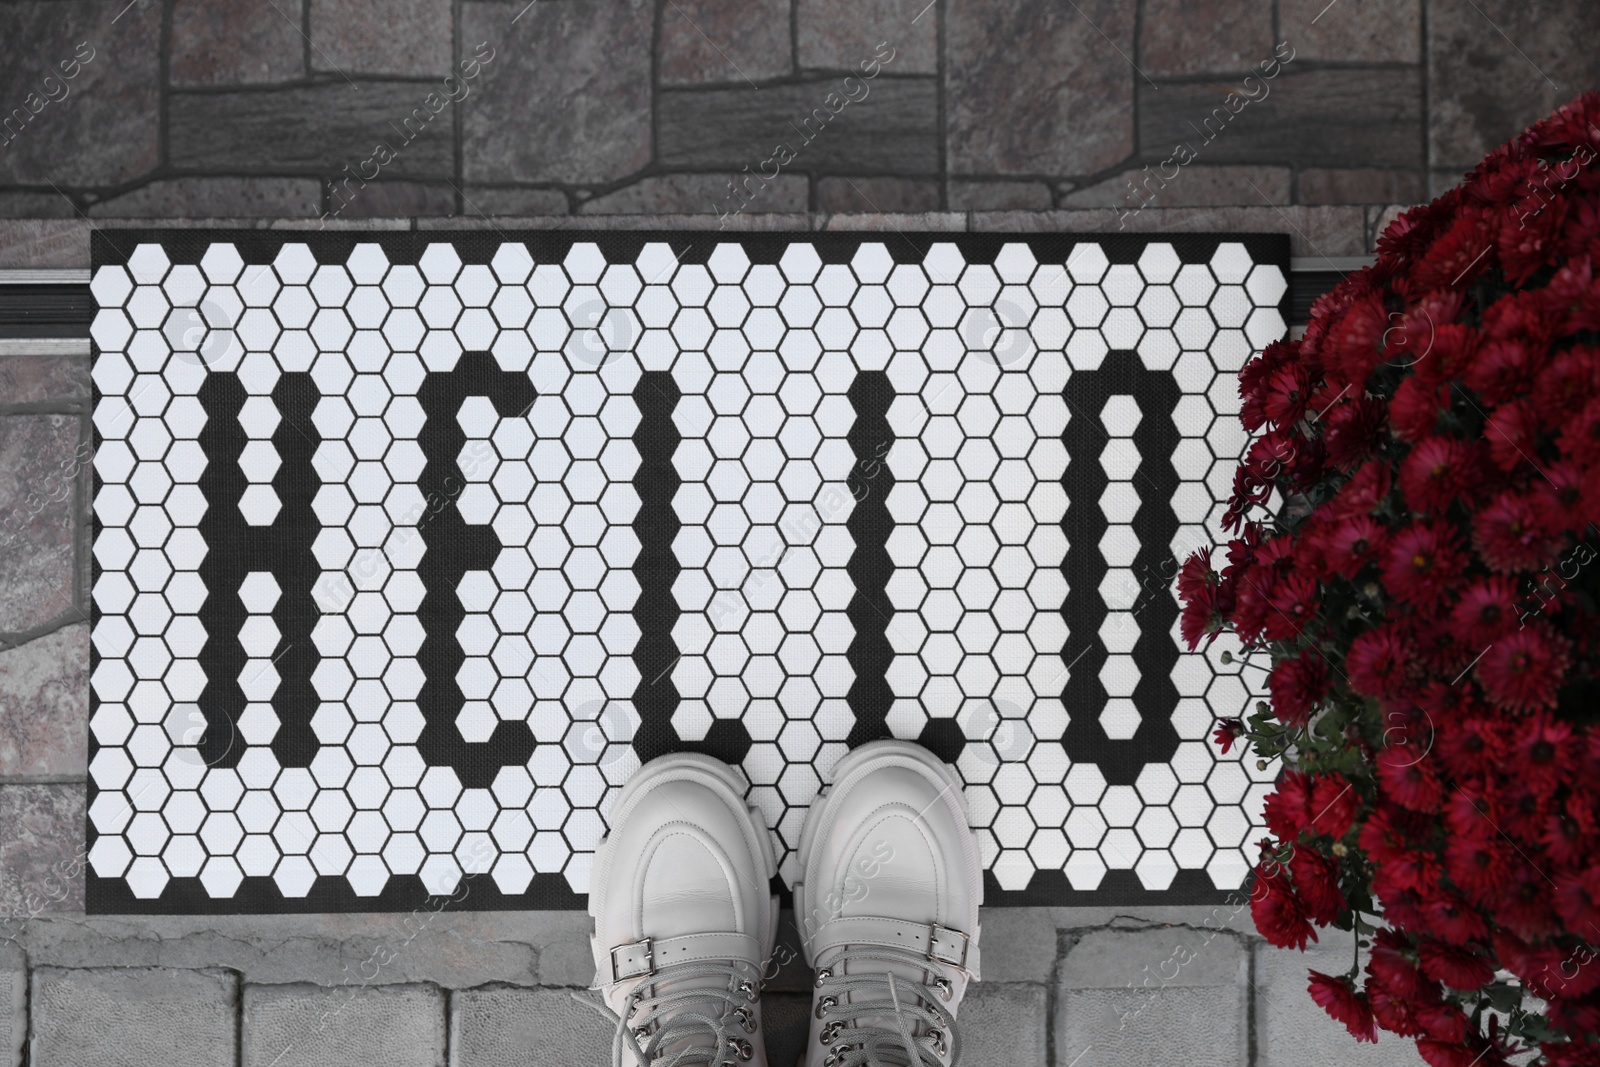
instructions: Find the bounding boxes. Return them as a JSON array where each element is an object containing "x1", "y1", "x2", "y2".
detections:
[{"x1": 86, "y1": 231, "x2": 1289, "y2": 912}]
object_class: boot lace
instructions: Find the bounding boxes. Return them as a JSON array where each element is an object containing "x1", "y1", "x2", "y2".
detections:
[
  {"x1": 577, "y1": 959, "x2": 761, "y2": 1067},
  {"x1": 812, "y1": 944, "x2": 961, "y2": 1066}
]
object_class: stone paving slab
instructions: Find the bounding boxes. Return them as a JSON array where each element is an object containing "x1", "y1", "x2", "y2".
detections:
[
  {"x1": 1057, "y1": 927, "x2": 1251, "y2": 1067},
  {"x1": 243, "y1": 982, "x2": 445, "y2": 1067},
  {"x1": 0, "y1": 624, "x2": 87, "y2": 779},
  {"x1": 0, "y1": 414, "x2": 79, "y2": 634},
  {"x1": 1255, "y1": 940, "x2": 1426, "y2": 1067},
  {"x1": 448, "y1": 984, "x2": 617, "y2": 1066},
  {"x1": 29, "y1": 966, "x2": 237, "y2": 1067},
  {"x1": 0, "y1": 943, "x2": 21, "y2": 1067}
]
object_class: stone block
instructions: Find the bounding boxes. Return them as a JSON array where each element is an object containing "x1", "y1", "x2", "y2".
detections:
[
  {"x1": 448, "y1": 985, "x2": 616, "y2": 1066},
  {"x1": 968, "y1": 908, "x2": 1058, "y2": 983},
  {"x1": 311, "y1": 0, "x2": 453, "y2": 77},
  {"x1": 1428, "y1": 0, "x2": 1600, "y2": 170},
  {"x1": 0, "y1": 624, "x2": 87, "y2": 779},
  {"x1": 1256, "y1": 940, "x2": 1426, "y2": 1066},
  {"x1": 88, "y1": 178, "x2": 322, "y2": 218},
  {"x1": 960, "y1": 982, "x2": 1048, "y2": 1065},
  {"x1": 1281, "y1": 0, "x2": 1421, "y2": 63},
  {"x1": 169, "y1": 84, "x2": 455, "y2": 177},
  {"x1": 0, "y1": 193, "x2": 75, "y2": 218},
  {"x1": 0, "y1": 942, "x2": 21, "y2": 1067},
  {"x1": 1055, "y1": 927, "x2": 1249, "y2": 1067},
  {"x1": 1138, "y1": 66, "x2": 1423, "y2": 170},
  {"x1": 1064, "y1": 165, "x2": 1291, "y2": 210},
  {"x1": 29, "y1": 967, "x2": 237, "y2": 1067},
  {"x1": 328, "y1": 181, "x2": 458, "y2": 219},
  {"x1": 658, "y1": 77, "x2": 938, "y2": 175},
  {"x1": 0, "y1": 784, "x2": 84, "y2": 918},
  {"x1": 1297, "y1": 168, "x2": 1426, "y2": 205},
  {"x1": 582, "y1": 173, "x2": 808, "y2": 216},
  {"x1": 797, "y1": 0, "x2": 938, "y2": 75},
  {"x1": 660, "y1": 0, "x2": 791, "y2": 84},
  {"x1": 458, "y1": 187, "x2": 572, "y2": 217},
  {"x1": 170, "y1": 0, "x2": 306, "y2": 85},
  {"x1": 462, "y1": 0, "x2": 653, "y2": 184},
  {"x1": 1142, "y1": 0, "x2": 1276, "y2": 76},
  {"x1": 948, "y1": 0, "x2": 1134, "y2": 177},
  {"x1": 0, "y1": 2, "x2": 161, "y2": 187},
  {"x1": 0, "y1": 354, "x2": 89, "y2": 407},
  {"x1": 818, "y1": 176, "x2": 939, "y2": 213},
  {"x1": 948, "y1": 180, "x2": 1054, "y2": 212},
  {"x1": 820, "y1": 212, "x2": 965, "y2": 231},
  {"x1": 245, "y1": 982, "x2": 445, "y2": 1067},
  {"x1": 0, "y1": 222, "x2": 92, "y2": 268},
  {"x1": 0, "y1": 415, "x2": 79, "y2": 633}
]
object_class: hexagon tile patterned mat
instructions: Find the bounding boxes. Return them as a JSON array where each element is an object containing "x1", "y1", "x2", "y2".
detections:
[{"x1": 86, "y1": 230, "x2": 1290, "y2": 914}]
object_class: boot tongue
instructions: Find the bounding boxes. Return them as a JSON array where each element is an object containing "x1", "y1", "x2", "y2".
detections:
[{"x1": 831, "y1": 951, "x2": 937, "y2": 1052}]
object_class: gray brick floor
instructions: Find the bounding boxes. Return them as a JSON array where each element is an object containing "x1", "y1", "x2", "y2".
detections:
[{"x1": 0, "y1": 208, "x2": 1417, "y2": 1061}]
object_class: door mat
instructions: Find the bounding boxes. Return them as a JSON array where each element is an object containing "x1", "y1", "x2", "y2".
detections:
[{"x1": 86, "y1": 230, "x2": 1288, "y2": 913}]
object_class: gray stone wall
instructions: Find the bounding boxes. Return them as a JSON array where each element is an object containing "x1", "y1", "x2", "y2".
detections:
[{"x1": 0, "y1": 0, "x2": 1592, "y2": 220}]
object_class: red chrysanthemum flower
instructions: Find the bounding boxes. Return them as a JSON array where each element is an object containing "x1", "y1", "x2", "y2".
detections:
[
  {"x1": 1290, "y1": 844, "x2": 1344, "y2": 925},
  {"x1": 1368, "y1": 976, "x2": 1426, "y2": 1037},
  {"x1": 1253, "y1": 861, "x2": 1318, "y2": 950},
  {"x1": 1317, "y1": 513, "x2": 1388, "y2": 579},
  {"x1": 1322, "y1": 396, "x2": 1390, "y2": 471},
  {"x1": 1422, "y1": 893, "x2": 1490, "y2": 946},
  {"x1": 1262, "y1": 572, "x2": 1321, "y2": 641},
  {"x1": 1399, "y1": 435, "x2": 1479, "y2": 513},
  {"x1": 1310, "y1": 773, "x2": 1359, "y2": 838},
  {"x1": 1268, "y1": 653, "x2": 1331, "y2": 727},
  {"x1": 1383, "y1": 521, "x2": 1466, "y2": 603},
  {"x1": 1449, "y1": 576, "x2": 1522, "y2": 648},
  {"x1": 1414, "y1": 1001, "x2": 1471, "y2": 1044},
  {"x1": 1389, "y1": 376, "x2": 1453, "y2": 441},
  {"x1": 1264, "y1": 771, "x2": 1315, "y2": 841},
  {"x1": 1308, "y1": 971, "x2": 1376, "y2": 1042},
  {"x1": 1558, "y1": 393, "x2": 1600, "y2": 468},
  {"x1": 1472, "y1": 490, "x2": 1554, "y2": 572},
  {"x1": 1212, "y1": 717, "x2": 1245, "y2": 755},
  {"x1": 1554, "y1": 868, "x2": 1600, "y2": 945},
  {"x1": 1435, "y1": 715, "x2": 1504, "y2": 782},
  {"x1": 1328, "y1": 459, "x2": 1393, "y2": 520},
  {"x1": 1473, "y1": 623, "x2": 1573, "y2": 712},
  {"x1": 1377, "y1": 744, "x2": 1445, "y2": 813},
  {"x1": 1417, "y1": 939, "x2": 1496, "y2": 991},
  {"x1": 1444, "y1": 831, "x2": 1512, "y2": 902},
  {"x1": 1412, "y1": 213, "x2": 1493, "y2": 291},
  {"x1": 1347, "y1": 624, "x2": 1415, "y2": 700},
  {"x1": 1515, "y1": 712, "x2": 1575, "y2": 794},
  {"x1": 1481, "y1": 398, "x2": 1541, "y2": 472}
]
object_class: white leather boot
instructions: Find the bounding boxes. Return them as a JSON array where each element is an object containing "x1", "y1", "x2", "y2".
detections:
[
  {"x1": 588, "y1": 753, "x2": 780, "y2": 1066},
  {"x1": 795, "y1": 740, "x2": 983, "y2": 1067}
]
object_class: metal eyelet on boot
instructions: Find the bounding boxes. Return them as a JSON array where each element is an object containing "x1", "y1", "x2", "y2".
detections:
[
  {"x1": 819, "y1": 1022, "x2": 842, "y2": 1044},
  {"x1": 815, "y1": 967, "x2": 832, "y2": 987},
  {"x1": 928, "y1": 1029, "x2": 947, "y2": 1055},
  {"x1": 733, "y1": 1006, "x2": 757, "y2": 1034},
  {"x1": 815, "y1": 995, "x2": 837, "y2": 1019},
  {"x1": 632, "y1": 1026, "x2": 650, "y2": 1041},
  {"x1": 736, "y1": 980, "x2": 757, "y2": 1002},
  {"x1": 729, "y1": 1038, "x2": 754, "y2": 1061},
  {"x1": 933, "y1": 977, "x2": 953, "y2": 1001}
]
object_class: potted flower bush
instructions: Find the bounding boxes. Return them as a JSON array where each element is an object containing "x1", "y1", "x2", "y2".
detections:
[{"x1": 1179, "y1": 92, "x2": 1600, "y2": 1066}]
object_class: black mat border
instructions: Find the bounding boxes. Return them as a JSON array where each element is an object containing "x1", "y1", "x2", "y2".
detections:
[{"x1": 88, "y1": 229, "x2": 1288, "y2": 914}]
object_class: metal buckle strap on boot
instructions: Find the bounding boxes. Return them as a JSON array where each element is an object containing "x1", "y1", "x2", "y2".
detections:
[
  {"x1": 608, "y1": 931, "x2": 764, "y2": 983},
  {"x1": 808, "y1": 917, "x2": 978, "y2": 972}
]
